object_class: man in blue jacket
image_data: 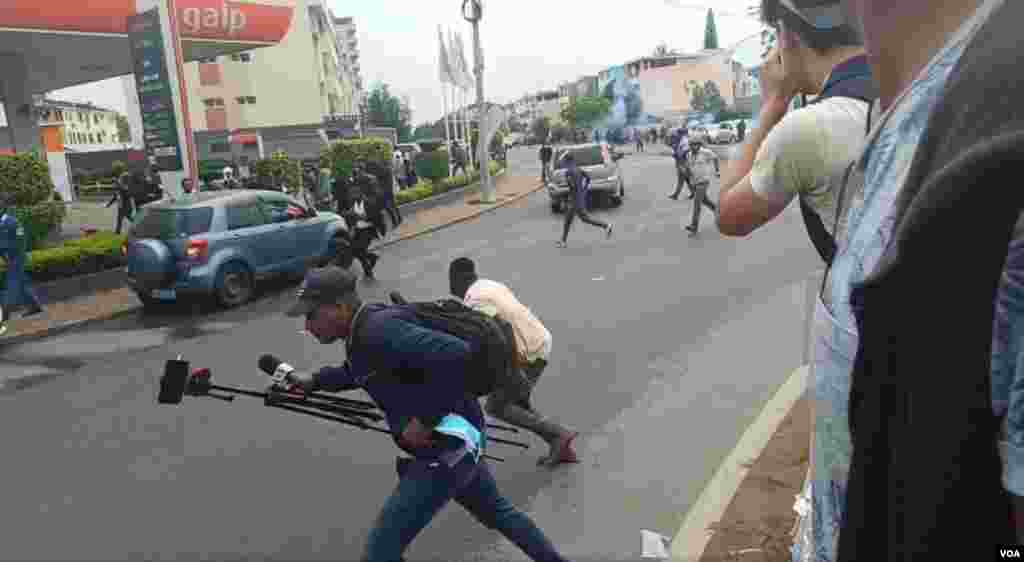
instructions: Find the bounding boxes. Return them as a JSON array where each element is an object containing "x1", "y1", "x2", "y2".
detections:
[
  {"x1": 284, "y1": 266, "x2": 571, "y2": 562},
  {"x1": 0, "y1": 194, "x2": 43, "y2": 336}
]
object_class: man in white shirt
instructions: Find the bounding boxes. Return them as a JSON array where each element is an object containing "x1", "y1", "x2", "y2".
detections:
[
  {"x1": 449, "y1": 258, "x2": 579, "y2": 467},
  {"x1": 717, "y1": 0, "x2": 875, "y2": 266},
  {"x1": 684, "y1": 139, "x2": 721, "y2": 237}
]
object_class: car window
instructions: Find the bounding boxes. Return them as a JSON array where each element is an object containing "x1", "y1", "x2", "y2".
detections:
[
  {"x1": 226, "y1": 202, "x2": 268, "y2": 230},
  {"x1": 554, "y1": 146, "x2": 604, "y2": 169},
  {"x1": 131, "y1": 207, "x2": 213, "y2": 239},
  {"x1": 260, "y1": 195, "x2": 308, "y2": 222}
]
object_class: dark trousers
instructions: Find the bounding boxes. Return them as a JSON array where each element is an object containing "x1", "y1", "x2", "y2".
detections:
[
  {"x1": 541, "y1": 161, "x2": 550, "y2": 182},
  {"x1": 485, "y1": 359, "x2": 568, "y2": 444},
  {"x1": 671, "y1": 166, "x2": 694, "y2": 199},
  {"x1": 689, "y1": 182, "x2": 717, "y2": 231},
  {"x1": 453, "y1": 162, "x2": 468, "y2": 176},
  {"x1": 352, "y1": 228, "x2": 379, "y2": 276},
  {"x1": 561, "y1": 199, "x2": 608, "y2": 242},
  {"x1": 363, "y1": 454, "x2": 569, "y2": 562},
  {"x1": 383, "y1": 196, "x2": 402, "y2": 227}
]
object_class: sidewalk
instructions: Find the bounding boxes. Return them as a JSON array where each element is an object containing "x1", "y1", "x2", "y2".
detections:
[
  {"x1": 2, "y1": 173, "x2": 542, "y2": 344},
  {"x1": 698, "y1": 395, "x2": 810, "y2": 562}
]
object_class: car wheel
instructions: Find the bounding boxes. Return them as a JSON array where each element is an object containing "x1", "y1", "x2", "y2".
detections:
[{"x1": 215, "y1": 261, "x2": 254, "y2": 308}]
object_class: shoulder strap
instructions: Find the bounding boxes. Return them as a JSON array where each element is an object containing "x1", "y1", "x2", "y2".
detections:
[{"x1": 799, "y1": 71, "x2": 878, "y2": 265}]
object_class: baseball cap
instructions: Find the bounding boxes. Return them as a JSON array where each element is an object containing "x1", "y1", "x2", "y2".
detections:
[
  {"x1": 285, "y1": 266, "x2": 358, "y2": 318},
  {"x1": 766, "y1": 0, "x2": 847, "y2": 30}
]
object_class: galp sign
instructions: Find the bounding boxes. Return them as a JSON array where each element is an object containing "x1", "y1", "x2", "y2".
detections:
[{"x1": 181, "y1": 3, "x2": 246, "y2": 35}]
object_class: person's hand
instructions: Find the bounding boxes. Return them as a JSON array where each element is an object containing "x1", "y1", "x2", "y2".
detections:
[
  {"x1": 284, "y1": 370, "x2": 318, "y2": 393},
  {"x1": 759, "y1": 46, "x2": 801, "y2": 114},
  {"x1": 400, "y1": 417, "x2": 437, "y2": 449}
]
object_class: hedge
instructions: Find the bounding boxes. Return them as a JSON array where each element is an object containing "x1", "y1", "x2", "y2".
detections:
[
  {"x1": 252, "y1": 151, "x2": 302, "y2": 192},
  {"x1": 0, "y1": 153, "x2": 68, "y2": 250},
  {"x1": 320, "y1": 138, "x2": 393, "y2": 182},
  {"x1": 415, "y1": 148, "x2": 450, "y2": 182},
  {"x1": 394, "y1": 160, "x2": 504, "y2": 205},
  {"x1": 0, "y1": 231, "x2": 126, "y2": 289}
]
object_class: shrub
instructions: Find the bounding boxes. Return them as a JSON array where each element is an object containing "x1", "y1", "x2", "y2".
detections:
[
  {"x1": 0, "y1": 231, "x2": 127, "y2": 288},
  {"x1": 320, "y1": 138, "x2": 393, "y2": 181},
  {"x1": 0, "y1": 153, "x2": 67, "y2": 250},
  {"x1": 414, "y1": 149, "x2": 450, "y2": 182},
  {"x1": 253, "y1": 151, "x2": 301, "y2": 191}
]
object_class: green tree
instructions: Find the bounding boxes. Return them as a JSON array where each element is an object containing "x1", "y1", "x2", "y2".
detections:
[
  {"x1": 366, "y1": 83, "x2": 413, "y2": 142},
  {"x1": 530, "y1": 116, "x2": 551, "y2": 143},
  {"x1": 689, "y1": 80, "x2": 727, "y2": 114},
  {"x1": 115, "y1": 114, "x2": 132, "y2": 144},
  {"x1": 704, "y1": 8, "x2": 719, "y2": 50},
  {"x1": 601, "y1": 81, "x2": 615, "y2": 101},
  {"x1": 560, "y1": 96, "x2": 612, "y2": 130}
]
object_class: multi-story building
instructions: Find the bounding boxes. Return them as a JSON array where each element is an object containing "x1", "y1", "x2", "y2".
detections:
[
  {"x1": 179, "y1": 0, "x2": 359, "y2": 169},
  {"x1": 575, "y1": 75, "x2": 599, "y2": 98},
  {"x1": 332, "y1": 15, "x2": 365, "y2": 117},
  {"x1": 622, "y1": 49, "x2": 753, "y2": 122},
  {"x1": 35, "y1": 98, "x2": 127, "y2": 153}
]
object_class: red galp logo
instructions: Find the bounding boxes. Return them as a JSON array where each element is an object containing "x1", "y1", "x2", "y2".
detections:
[{"x1": 181, "y1": 3, "x2": 247, "y2": 35}]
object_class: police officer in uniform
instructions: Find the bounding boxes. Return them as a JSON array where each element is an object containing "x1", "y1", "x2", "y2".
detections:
[{"x1": 0, "y1": 195, "x2": 43, "y2": 336}]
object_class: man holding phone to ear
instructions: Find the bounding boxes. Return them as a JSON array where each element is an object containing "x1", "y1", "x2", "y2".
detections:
[{"x1": 717, "y1": 0, "x2": 876, "y2": 265}]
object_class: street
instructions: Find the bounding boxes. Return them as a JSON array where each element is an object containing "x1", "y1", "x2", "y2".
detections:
[{"x1": 0, "y1": 147, "x2": 819, "y2": 562}]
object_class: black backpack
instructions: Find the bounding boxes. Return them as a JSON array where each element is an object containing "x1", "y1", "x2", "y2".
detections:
[{"x1": 383, "y1": 297, "x2": 518, "y2": 398}]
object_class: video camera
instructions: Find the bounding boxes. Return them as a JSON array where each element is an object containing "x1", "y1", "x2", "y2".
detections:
[{"x1": 157, "y1": 354, "x2": 527, "y2": 462}]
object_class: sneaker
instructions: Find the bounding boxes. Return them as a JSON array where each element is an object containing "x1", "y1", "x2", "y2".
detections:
[
  {"x1": 686, "y1": 225, "x2": 698, "y2": 237},
  {"x1": 21, "y1": 304, "x2": 42, "y2": 318},
  {"x1": 0, "y1": 322, "x2": 7, "y2": 337},
  {"x1": 555, "y1": 240, "x2": 567, "y2": 248},
  {"x1": 605, "y1": 224, "x2": 614, "y2": 239},
  {"x1": 669, "y1": 195, "x2": 678, "y2": 200}
]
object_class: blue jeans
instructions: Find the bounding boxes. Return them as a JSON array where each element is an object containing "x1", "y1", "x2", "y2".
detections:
[
  {"x1": 363, "y1": 455, "x2": 569, "y2": 562},
  {"x1": 2, "y1": 253, "x2": 40, "y2": 313}
]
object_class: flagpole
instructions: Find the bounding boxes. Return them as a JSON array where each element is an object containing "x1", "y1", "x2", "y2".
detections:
[{"x1": 438, "y1": 25, "x2": 453, "y2": 178}]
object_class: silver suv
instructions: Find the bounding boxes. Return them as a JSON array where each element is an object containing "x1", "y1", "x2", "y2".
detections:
[{"x1": 546, "y1": 143, "x2": 625, "y2": 213}]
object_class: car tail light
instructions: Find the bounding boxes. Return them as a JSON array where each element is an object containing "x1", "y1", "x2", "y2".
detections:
[{"x1": 185, "y1": 239, "x2": 209, "y2": 262}]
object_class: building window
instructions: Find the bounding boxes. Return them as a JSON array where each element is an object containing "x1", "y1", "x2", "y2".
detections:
[
  {"x1": 199, "y1": 56, "x2": 218, "y2": 63},
  {"x1": 230, "y1": 52, "x2": 252, "y2": 62},
  {"x1": 236, "y1": 96, "x2": 256, "y2": 105},
  {"x1": 203, "y1": 98, "x2": 225, "y2": 108}
]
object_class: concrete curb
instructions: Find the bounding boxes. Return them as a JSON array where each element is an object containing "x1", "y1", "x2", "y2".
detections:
[
  {"x1": 0, "y1": 306, "x2": 140, "y2": 349},
  {"x1": 2, "y1": 175, "x2": 542, "y2": 346},
  {"x1": 32, "y1": 267, "x2": 128, "y2": 303},
  {"x1": 669, "y1": 365, "x2": 809, "y2": 561}
]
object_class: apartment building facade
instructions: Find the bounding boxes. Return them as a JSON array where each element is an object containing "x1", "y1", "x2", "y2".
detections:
[
  {"x1": 182, "y1": 0, "x2": 353, "y2": 134},
  {"x1": 36, "y1": 98, "x2": 126, "y2": 153}
]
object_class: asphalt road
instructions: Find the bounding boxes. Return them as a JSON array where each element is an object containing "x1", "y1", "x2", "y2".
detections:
[{"x1": 0, "y1": 145, "x2": 818, "y2": 562}]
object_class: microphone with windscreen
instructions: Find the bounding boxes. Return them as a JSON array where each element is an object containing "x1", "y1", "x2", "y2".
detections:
[{"x1": 258, "y1": 354, "x2": 296, "y2": 385}]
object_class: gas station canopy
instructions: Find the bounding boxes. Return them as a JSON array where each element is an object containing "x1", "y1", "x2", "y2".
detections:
[{"x1": 0, "y1": 0, "x2": 295, "y2": 94}]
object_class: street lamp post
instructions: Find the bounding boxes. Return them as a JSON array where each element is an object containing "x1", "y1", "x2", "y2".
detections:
[{"x1": 462, "y1": 0, "x2": 494, "y2": 203}]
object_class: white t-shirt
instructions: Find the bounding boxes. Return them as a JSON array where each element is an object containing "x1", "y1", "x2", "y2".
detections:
[
  {"x1": 750, "y1": 97, "x2": 870, "y2": 235},
  {"x1": 464, "y1": 279, "x2": 552, "y2": 363}
]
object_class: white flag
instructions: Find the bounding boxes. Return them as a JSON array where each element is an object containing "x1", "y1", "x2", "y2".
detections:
[
  {"x1": 437, "y1": 26, "x2": 454, "y2": 85},
  {"x1": 456, "y1": 32, "x2": 474, "y2": 91},
  {"x1": 448, "y1": 30, "x2": 468, "y2": 91}
]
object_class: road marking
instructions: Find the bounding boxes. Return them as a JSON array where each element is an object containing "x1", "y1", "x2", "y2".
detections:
[{"x1": 668, "y1": 364, "x2": 808, "y2": 561}]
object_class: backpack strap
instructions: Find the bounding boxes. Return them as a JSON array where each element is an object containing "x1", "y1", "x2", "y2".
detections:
[{"x1": 797, "y1": 61, "x2": 877, "y2": 265}]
